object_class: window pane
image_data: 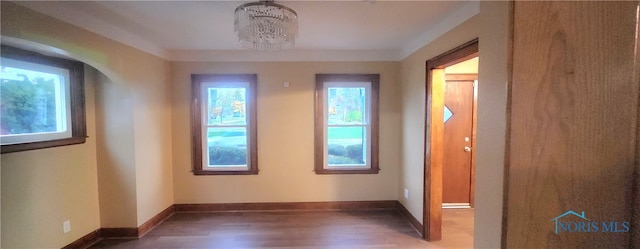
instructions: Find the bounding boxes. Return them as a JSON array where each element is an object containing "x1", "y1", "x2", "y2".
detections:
[
  {"x1": 327, "y1": 87, "x2": 366, "y2": 125},
  {"x1": 207, "y1": 127, "x2": 247, "y2": 167},
  {"x1": 0, "y1": 65, "x2": 66, "y2": 136},
  {"x1": 327, "y1": 126, "x2": 366, "y2": 166},
  {"x1": 206, "y1": 87, "x2": 247, "y2": 126}
]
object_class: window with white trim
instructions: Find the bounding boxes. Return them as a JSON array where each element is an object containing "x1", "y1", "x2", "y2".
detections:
[
  {"x1": 315, "y1": 74, "x2": 379, "y2": 174},
  {"x1": 191, "y1": 74, "x2": 258, "y2": 175},
  {"x1": 0, "y1": 45, "x2": 86, "y2": 153}
]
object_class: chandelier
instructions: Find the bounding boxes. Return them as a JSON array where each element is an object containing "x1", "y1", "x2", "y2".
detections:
[{"x1": 234, "y1": 0, "x2": 298, "y2": 50}]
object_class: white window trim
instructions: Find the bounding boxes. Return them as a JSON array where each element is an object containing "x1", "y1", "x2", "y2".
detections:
[
  {"x1": 200, "y1": 81, "x2": 251, "y2": 171},
  {"x1": 323, "y1": 81, "x2": 372, "y2": 170},
  {"x1": 0, "y1": 57, "x2": 72, "y2": 145}
]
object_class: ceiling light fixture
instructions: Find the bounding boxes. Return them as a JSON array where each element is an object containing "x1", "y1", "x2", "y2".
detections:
[{"x1": 234, "y1": 0, "x2": 298, "y2": 50}]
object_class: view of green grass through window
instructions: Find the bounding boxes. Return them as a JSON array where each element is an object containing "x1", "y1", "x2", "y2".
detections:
[
  {"x1": 206, "y1": 87, "x2": 248, "y2": 167},
  {"x1": 1, "y1": 59, "x2": 69, "y2": 143},
  {"x1": 327, "y1": 87, "x2": 367, "y2": 166}
]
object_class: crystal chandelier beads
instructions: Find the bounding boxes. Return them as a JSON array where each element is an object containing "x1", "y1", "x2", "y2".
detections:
[{"x1": 234, "y1": 1, "x2": 298, "y2": 50}]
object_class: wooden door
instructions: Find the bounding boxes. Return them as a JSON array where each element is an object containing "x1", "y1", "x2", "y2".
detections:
[
  {"x1": 505, "y1": 1, "x2": 640, "y2": 248},
  {"x1": 443, "y1": 80, "x2": 474, "y2": 204}
]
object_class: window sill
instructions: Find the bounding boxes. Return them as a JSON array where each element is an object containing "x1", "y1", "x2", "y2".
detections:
[
  {"x1": 1, "y1": 136, "x2": 87, "y2": 154},
  {"x1": 314, "y1": 168, "x2": 380, "y2": 175},
  {"x1": 193, "y1": 169, "x2": 259, "y2": 175}
]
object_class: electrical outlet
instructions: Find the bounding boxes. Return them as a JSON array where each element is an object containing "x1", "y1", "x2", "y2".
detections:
[
  {"x1": 63, "y1": 220, "x2": 71, "y2": 233},
  {"x1": 404, "y1": 188, "x2": 409, "y2": 199}
]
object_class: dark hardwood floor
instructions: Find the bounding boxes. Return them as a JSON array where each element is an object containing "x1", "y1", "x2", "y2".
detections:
[{"x1": 90, "y1": 209, "x2": 473, "y2": 248}]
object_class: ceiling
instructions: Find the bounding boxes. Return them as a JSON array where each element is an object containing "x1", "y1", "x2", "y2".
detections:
[{"x1": 15, "y1": 1, "x2": 479, "y2": 61}]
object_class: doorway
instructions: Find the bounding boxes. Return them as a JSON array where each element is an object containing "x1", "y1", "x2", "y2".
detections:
[
  {"x1": 423, "y1": 39, "x2": 478, "y2": 241},
  {"x1": 442, "y1": 58, "x2": 477, "y2": 207}
]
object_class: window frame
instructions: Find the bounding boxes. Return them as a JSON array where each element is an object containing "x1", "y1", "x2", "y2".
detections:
[
  {"x1": 314, "y1": 74, "x2": 380, "y2": 174},
  {"x1": 191, "y1": 74, "x2": 258, "y2": 175},
  {"x1": 0, "y1": 45, "x2": 86, "y2": 154}
]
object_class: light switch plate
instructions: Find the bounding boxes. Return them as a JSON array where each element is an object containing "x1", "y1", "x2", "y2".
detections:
[{"x1": 63, "y1": 220, "x2": 71, "y2": 233}]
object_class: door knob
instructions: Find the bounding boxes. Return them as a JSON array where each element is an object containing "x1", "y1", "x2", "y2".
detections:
[{"x1": 464, "y1": 146, "x2": 472, "y2": 152}]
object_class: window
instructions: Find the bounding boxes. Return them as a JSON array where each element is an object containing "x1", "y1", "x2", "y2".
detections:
[
  {"x1": 191, "y1": 74, "x2": 258, "y2": 175},
  {"x1": 315, "y1": 74, "x2": 379, "y2": 174},
  {"x1": 0, "y1": 45, "x2": 86, "y2": 153}
]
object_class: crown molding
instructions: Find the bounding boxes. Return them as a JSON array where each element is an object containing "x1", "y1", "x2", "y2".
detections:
[{"x1": 167, "y1": 49, "x2": 401, "y2": 62}]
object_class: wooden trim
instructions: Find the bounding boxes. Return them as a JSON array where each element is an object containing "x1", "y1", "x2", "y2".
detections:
[
  {"x1": 138, "y1": 205, "x2": 175, "y2": 237},
  {"x1": 175, "y1": 201, "x2": 397, "y2": 212},
  {"x1": 190, "y1": 74, "x2": 259, "y2": 175},
  {"x1": 426, "y1": 39, "x2": 479, "y2": 70},
  {"x1": 424, "y1": 68, "x2": 445, "y2": 241},
  {"x1": 0, "y1": 137, "x2": 86, "y2": 153},
  {"x1": 314, "y1": 74, "x2": 380, "y2": 174},
  {"x1": 470, "y1": 77, "x2": 478, "y2": 208},
  {"x1": 61, "y1": 229, "x2": 101, "y2": 249},
  {"x1": 100, "y1": 228, "x2": 138, "y2": 238},
  {"x1": 396, "y1": 201, "x2": 423, "y2": 236},
  {"x1": 370, "y1": 75, "x2": 380, "y2": 173},
  {"x1": 423, "y1": 39, "x2": 479, "y2": 241},
  {"x1": 314, "y1": 75, "x2": 326, "y2": 172},
  {"x1": 191, "y1": 74, "x2": 203, "y2": 174},
  {"x1": 193, "y1": 169, "x2": 259, "y2": 175},
  {"x1": 248, "y1": 75, "x2": 259, "y2": 173},
  {"x1": 0, "y1": 45, "x2": 87, "y2": 154},
  {"x1": 62, "y1": 205, "x2": 176, "y2": 247},
  {"x1": 501, "y1": 2, "x2": 515, "y2": 248},
  {"x1": 314, "y1": 169, "x2": 380, "y2": 174}
]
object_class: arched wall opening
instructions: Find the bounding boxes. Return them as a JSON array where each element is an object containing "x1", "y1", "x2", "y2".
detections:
[{"x1": 0, "y1": 36, "x2": 139, "y2": 247}]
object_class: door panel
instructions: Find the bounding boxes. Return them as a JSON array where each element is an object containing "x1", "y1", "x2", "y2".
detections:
[
  {"x1": 506, "y1": 1, "x2": 639, "y2": 248},
  {"x1": 443, "y1": 80, "x2": 474, "y2": 204}
]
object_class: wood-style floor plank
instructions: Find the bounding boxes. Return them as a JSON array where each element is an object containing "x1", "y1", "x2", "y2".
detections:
[{"x1": 90, "y1": 209, "x2": 473, "y2": 248}]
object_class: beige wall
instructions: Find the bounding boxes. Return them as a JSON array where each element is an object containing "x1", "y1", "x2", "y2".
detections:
[
  {"x1": 0, "y1": 66, "x2": 100, "y2": 248},
  {"x1": 444, "y1": 57, "x2": 478, "y2": 74},
  {"x1": 95, "y1": 73, "x2": 138, "y2": 227},
  {"x1": 1, "y1": 1, "x2": 174, "y2": 245},
  {"x1": 399, "y1": 15, "x2": 480, "y2": 223},
  {"x1": 474, "y1": 1, "x2": 509, "y2": 248},
  {"x1": 130, "y1": 55, "x2": 173, "y2": 226},
  {"x1": 171, "y1": 62, "x2": 401, "y2": 203}
]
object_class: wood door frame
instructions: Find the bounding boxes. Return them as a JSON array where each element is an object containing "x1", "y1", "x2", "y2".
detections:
[{"x1": 423, "y1": 38, "x2": 478, "y2": 241}]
